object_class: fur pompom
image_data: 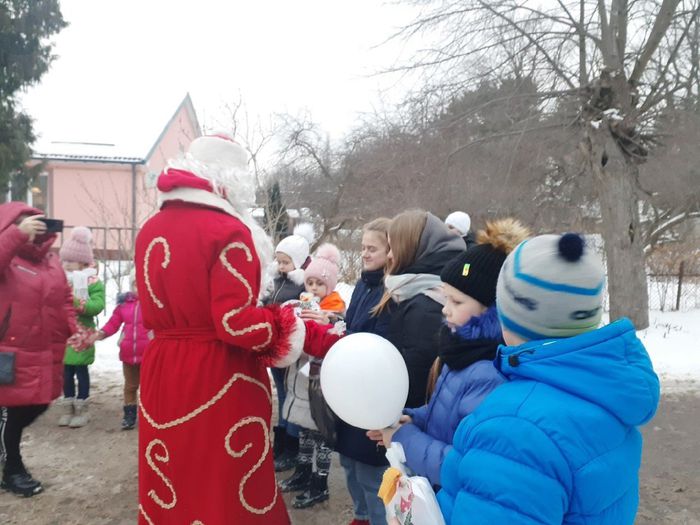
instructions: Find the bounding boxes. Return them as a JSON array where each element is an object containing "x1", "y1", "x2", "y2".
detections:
[
  {"x1": 315, "y1": 243, "x2": 341, "y2": 265},
  {"x1": 287, "y1": 268, "x2": 306, "y2": 286},
  {"x1": 477, "y1": 218, "x2": 530, "y2": 254},
  {"x1": 293, "y1": 223, "x2": 315, "y2": 245},
  {"x1": 71, "y1": 226, "x2": 93, "y2": 244}
]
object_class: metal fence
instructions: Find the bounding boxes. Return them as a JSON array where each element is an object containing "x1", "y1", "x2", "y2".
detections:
[
  {"x1": 56, "y1": 225, "x2": 699, "y2": 312},
  {"x1": 58, "y1": 225, "x2": 138, "y2": 290}
]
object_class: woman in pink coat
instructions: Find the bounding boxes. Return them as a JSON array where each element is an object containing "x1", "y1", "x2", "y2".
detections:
[
  {"x1": 95, "y1": 274, "x2": 151, "y2": 430},
  {"x1": 0, "y1": 202, "x2": 77, "y2": 497}
]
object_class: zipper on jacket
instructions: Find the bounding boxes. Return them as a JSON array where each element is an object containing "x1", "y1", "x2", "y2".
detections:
[
  {"x1": 15, "y1": 264, "x2": 38, "y2": 276},
  {"x1": 272, "y1": 279, "x2": 288, "y2": 304},
  {"x1": 133, "y1": 303, "x2": 139, "y2": 364}
]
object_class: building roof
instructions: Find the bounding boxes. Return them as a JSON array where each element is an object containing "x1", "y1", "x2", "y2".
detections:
[{"x1": 31, "y1": 93, "x2": 199, "y2": 164}]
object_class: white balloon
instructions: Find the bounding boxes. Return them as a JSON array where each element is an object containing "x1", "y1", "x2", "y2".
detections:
[{"x1": 320, "y1": 332, "x2": 409, "y2": 430}]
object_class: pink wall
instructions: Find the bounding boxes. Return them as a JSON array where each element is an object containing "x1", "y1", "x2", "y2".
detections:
[
  {"x1": 45, "y1": 99, "x2": 200, "y2": 255},
  {"x1": 136, "y1": 102, "x2": 200, "y2": 225}
]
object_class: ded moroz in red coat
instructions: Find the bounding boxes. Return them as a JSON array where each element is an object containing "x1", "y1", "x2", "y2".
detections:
[{"x1": 135, "y1": 136, "x2": 304, "y2": 525}]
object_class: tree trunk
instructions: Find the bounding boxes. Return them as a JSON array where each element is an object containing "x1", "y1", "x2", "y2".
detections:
[{"x1": 589, "y1": 130, "x2": 650, "y2": 328}]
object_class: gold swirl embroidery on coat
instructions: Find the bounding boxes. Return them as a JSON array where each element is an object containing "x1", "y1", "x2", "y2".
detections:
[
  {"x1": 219, "y1": 242, "x2": 272, "y2": 350},
  {"x1": 145, "y1": 439, "x2": 177, "y2": 510},
  {"x1": 139, "y1": 373, "x2": 271, "y2": 430},
  {"x1": 225, "y1": 416, "x2": 277, "y2": 515},
  {"x1": 139, "y1": 504, "x2": 155, "y2": 525},
  {"x1": 144, "y1": 237, "x2": 171, "y2": 309}
]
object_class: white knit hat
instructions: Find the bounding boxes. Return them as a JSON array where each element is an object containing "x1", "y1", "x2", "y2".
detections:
[
  {"x1": 275, "y1": 223, "x2": 314, "y2": 270},
  {"x1": 445, "y1": 211, "x2": 471, "y2": 236}
]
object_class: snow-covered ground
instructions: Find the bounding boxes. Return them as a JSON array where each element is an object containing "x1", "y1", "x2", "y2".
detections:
[{"x1": 638, "y1": 310, "x2": 700, "y2": 394}]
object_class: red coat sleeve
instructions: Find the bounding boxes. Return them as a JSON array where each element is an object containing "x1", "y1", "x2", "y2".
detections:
[
  {"x1": 303, "y1": 320, "x2": 343, "y2": 358},
  {"x1": 210, "y1": 230, "x2": 304, "y2": 367}
]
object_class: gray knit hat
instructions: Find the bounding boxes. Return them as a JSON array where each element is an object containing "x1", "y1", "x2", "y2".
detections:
[{"x1": 496, "y1": 233, "x2": 605, "y2": 341}]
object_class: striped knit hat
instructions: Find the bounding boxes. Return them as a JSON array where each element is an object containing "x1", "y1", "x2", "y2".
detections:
[{"x1": 496, "y1": 233, "x2": 605, "y2": 341}]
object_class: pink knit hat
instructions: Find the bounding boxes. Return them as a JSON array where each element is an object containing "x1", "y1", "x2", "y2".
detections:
[
  {"x1": 59, "y1": 226, "x2": 95, "y2": 265},
  {"x1": 304, "y1": 243, "x2": 341, "y2": 292}
]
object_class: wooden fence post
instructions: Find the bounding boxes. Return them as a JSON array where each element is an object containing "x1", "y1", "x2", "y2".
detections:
[{"x1": 676, "y1": 260, "x2": 685, "y2": 311}]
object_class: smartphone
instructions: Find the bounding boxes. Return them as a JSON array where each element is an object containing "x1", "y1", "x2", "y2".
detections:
[{"x1": 38, "y1": 218, "x2": 64, "y2": 233}]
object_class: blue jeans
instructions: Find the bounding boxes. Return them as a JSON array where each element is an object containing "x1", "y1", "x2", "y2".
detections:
[
  {"x1": 270, "y1": 367, "x2": 298, "y2": 438},
  {"x1": 63, "y1": 365, "x2": 90, "y2": 400},
  {"x1": 340, "y1": 454, "x2": 387, "y2": 525}
]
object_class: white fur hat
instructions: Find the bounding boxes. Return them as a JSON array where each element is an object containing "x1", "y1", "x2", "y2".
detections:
[
  {"x1": 188, "y1": 134, "x2": 248, "y2": 171},
  {"x1": 445, "y1": 211, "x2": 471, "y2": 236},
  {"x1": 276, "y1": 223, "x2": 314, "y2": 270}
]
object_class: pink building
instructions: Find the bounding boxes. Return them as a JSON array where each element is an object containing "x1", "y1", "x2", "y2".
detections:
[{"x1": 27, "y1": 94, "x2": 200, "y2": 258}]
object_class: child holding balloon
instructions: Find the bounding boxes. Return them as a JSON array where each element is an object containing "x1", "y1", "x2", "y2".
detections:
[{"x1": 368, "y1": 219, "x2": 530, "y2": 487}]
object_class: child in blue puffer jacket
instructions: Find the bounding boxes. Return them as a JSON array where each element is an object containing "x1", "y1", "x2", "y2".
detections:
[
  {"x1": 437, "y1": 233, "x2": 660, "y2": 525},
  {"x1": 369, "y1": 219, "x2": 530, "y2": 487}
]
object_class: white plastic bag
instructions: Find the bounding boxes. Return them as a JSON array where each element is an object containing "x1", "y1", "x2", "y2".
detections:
[{"x1": 379, "y1": 443, "x2": 446, "y2": 525}]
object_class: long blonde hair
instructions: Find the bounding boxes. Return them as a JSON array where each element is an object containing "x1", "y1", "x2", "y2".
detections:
[{"x1": 372, "y1": 210, "x2": 428, "y2": 314}]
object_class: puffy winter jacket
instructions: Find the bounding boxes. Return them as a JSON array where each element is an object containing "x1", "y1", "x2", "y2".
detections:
[
  {"x1": 101, "y1": 292, "x2": 151, "y2": 365},
  {"x1": 0, "y1": 202, "x2": 77, "y2": 406},
  {"x1": 396, "y1": 359, "x2": 505, "y2": 486},
  {"x1": 264, "y1": 274, "x2": 305, "y2": 306},
  {"x1": 63, "y1": 278, "x2": 105, "y2": 366},
  {"x1": 438, "y1": 318, "x2": 660, "y2": 525}
]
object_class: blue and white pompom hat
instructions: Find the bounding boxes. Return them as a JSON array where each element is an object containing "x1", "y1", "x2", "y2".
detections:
[{"x1": 495, "y1": 233, "x2": 606, "y2": 341}]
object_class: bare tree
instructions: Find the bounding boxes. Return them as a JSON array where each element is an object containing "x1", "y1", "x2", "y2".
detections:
[
  {"x1": 384, "y1": 0, "x2": 700, "y2": 327},
  {"x1": 275, "y1": 114, "x2": 361, "y2": 250}
]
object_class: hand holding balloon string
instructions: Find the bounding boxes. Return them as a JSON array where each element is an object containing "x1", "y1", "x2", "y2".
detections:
[{"x1": 367, "y1": 415, "x2": 413, "y2": 446}]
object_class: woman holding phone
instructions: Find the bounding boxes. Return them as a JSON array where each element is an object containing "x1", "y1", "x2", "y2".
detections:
[{"x1": 0, "y1": 202, "x2": 78, "y2": 496}]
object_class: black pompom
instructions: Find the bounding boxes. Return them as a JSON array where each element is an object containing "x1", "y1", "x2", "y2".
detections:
[{"x1": 558, "y1": 233, "x2": 585, "y2": 262}]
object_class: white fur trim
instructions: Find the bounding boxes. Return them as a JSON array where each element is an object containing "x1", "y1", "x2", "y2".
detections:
[
  {"x1": 188, "y1": 136, "x2": 248, "y2": 171},
  {"x1": 159, "y1": 186, "x2": 273, "y2": 296},
  {"x1": 160, "y1": 187, "x2": 241, "y2": 218},
  {"x1": 287, "y1": 268, "x2": 305, "y2": 286},
  {"x1": 272, "y1": 317, "x2": 305, "y2": 368}
]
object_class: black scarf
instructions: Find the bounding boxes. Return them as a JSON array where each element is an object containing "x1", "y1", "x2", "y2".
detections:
[{"x1": 436, "y1": 325, "x2": 501, "y2": 371}]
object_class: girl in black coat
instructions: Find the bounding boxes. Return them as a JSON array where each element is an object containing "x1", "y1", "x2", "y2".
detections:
[{"x1": 375, "y1": 210, "x2": 465, "y2": 408}]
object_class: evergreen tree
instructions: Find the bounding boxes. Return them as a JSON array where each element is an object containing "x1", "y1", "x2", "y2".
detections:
[
  {"x1": 264, "y1": 180, "x2": 289, "y2": 244},
  {"x1": 0, "y1": 0, "x2": 66, "y2": 202}
]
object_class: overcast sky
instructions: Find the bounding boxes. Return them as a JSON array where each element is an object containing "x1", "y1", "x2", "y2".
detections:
[{"x1": 20, "y1": 0, "x2": 420, "y2": 153}]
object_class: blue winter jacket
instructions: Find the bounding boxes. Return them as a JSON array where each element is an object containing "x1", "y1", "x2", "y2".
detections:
[
  {"x1": 394, "y1": 360, "x2": 505, "y2": 486},
  {"x1": 438, "y1": 318, "x2": 660, "y2": 525}
]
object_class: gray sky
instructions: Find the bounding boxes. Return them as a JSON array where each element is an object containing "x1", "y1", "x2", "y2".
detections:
[{"x1": 20, "y1": 0, "x2": 419, "y2": 154}]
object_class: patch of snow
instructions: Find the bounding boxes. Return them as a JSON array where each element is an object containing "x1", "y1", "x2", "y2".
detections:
[
  {"x1": 638, "y1": 310, "x2": 700, "y2": 394},
  {"x1": 602, "y1": 108, "x2": 624, "y2": 121}
]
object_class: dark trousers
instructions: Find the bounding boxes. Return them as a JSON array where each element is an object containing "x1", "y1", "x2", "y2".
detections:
[
  {"x1": 0, "y1": 404, "x2": 49, "y2": 475},
  {"x1": 298, "y1": 428, "x2": 332, "y2": 476},
  {"x1": 63, "y1": 364, "x2": 90, "y2": 399}
]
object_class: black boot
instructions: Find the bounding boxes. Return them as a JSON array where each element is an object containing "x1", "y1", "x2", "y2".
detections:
[
  {"x1": 279, "y1": 463, "x2": 312, "y2": 493},
  {"x1": 293, "y1": 473, "x2": 329, "y2": 509},
  {"x1": 274, "y1": 432, "x2": 299, "y2": 472},
  {"x1": 1, "y1": 470, "x2": 43, "y2": 497},
  {"x1": 122, "y1": 405, "x2": 137, "y2": 430},
  {"x1": 272, "y1": 426, "x2": 286, "y2": 460}
]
